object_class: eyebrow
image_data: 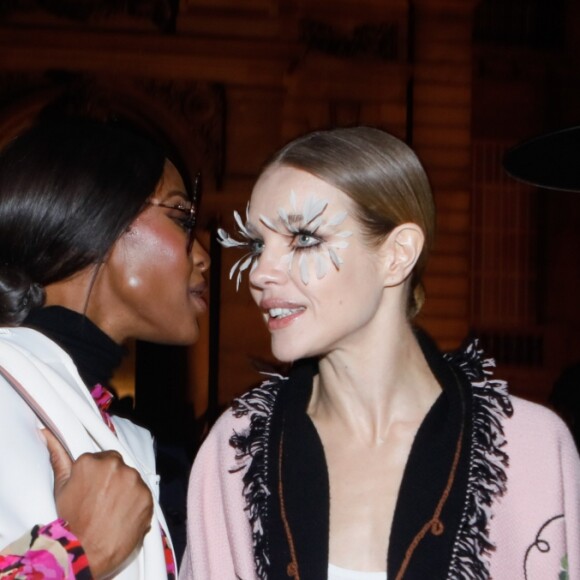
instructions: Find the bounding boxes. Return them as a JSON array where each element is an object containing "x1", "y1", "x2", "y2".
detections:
[
  {"x1": 245, "y1": 221, "x2": 261, "y2": 236},
  {"x1": 248, "y1": 212, "x2": 306, "y2": 234}
]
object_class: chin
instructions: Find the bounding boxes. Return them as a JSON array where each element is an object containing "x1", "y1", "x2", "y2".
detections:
[
  {"x1": 151, "y1": 325, "x2": 199, "y2": 346},
  {"x1": 176, "y1": 329, "x2": 200, "y2": 346},
  {"x1": 271, "y1": 341, "x2": 307, "y2": 364}
]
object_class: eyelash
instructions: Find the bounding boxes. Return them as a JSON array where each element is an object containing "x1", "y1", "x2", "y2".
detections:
[
  {"x1": 292, "y1": 230, "x2": 322, "y2": 251},
  {"x1": 249, "y1": 238, "x2": 264, "y2": 255},
  {"x1": 170, "y1": 212, "x2": 195, "y2": 232},
  {"x1": 247, "y1": 230, "x2": 323, "y2": 256}
]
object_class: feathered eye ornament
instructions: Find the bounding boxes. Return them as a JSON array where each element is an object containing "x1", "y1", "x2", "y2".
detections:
[{"x1": 217, "y1": 191, "x2": 352, "y2": 290}]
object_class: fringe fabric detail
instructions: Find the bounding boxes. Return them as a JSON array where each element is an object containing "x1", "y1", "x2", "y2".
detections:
[
  {"x1": 229, "y1": 375, "x2": 286, "y2": 580},
  {"x1": 444, "y1": 339, "x2": 514, "y2": 579},
  {"x1": 229, "y1": 342, "x2": 513, "y2": 580}
]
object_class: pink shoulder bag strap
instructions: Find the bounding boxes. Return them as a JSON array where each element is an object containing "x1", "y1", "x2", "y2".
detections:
[{"x1": 0, "y1": 363, "x2": 74, "y2": 459}]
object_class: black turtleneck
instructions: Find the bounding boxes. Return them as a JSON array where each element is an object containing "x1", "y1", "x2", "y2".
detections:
[{"x1": 24, "y1": 306, "x2": 125, "y2": 392}]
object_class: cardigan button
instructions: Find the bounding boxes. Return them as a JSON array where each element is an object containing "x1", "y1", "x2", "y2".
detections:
[{"x1": 431, "y1": 519, "x2": 444, "y2": 535}]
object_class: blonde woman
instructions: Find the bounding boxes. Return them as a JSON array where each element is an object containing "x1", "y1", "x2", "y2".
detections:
[{"x1": 183, "y1": 127, "x2": 580, "y2": 580}]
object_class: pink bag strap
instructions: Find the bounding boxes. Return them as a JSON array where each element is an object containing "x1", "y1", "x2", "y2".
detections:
[{"x1": 0, "y1": 363, "x2": 73, "y2": 459}]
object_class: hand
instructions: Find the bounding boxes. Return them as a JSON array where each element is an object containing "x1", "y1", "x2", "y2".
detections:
[{"x1": 44, "y1": 430, "x2": 154, "y2": 578}]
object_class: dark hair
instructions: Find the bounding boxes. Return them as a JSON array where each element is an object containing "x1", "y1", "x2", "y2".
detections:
[
  {"x1": 265, "y1": 126, "x2": 435, "y2": 318},
  {"x1": 0, "y1": 117, "x2": 166, "y2": 325}
]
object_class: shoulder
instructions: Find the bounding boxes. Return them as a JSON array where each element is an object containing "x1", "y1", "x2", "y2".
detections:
[
  {"x1": 202, "y1": 406, "x2": 250, "y2": 452},
  {"x1": 507, "y1": 395, "x2": 577, "y2": 453},
  {"x1": 201, "y1": 377, "x2": 280, "y2": 450},
  {"x1": 0, "y1": 326, "x2": 94, "y2": 421},
  {"x1": 197, "y1": 377, "x2": 286, "y2": 469},
  {"x1": 232, "y1": 374, "x2": 287, "y2": 416},
  {"x1": 446, "y1": 340, "x2": 572, "y2": 447},
  {"x1": 0, "y1": 327, "x2": 80, "y2": 381},
  {"x1": 509, "y1": 395, "x2": 571, "y2": 435},
  {"x1": 0, "y1": 326, "x2": 62, "y2": 356}
]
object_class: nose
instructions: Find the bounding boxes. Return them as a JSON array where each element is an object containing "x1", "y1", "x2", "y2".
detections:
[
  {"x1": 191, "y1": 238, "x2": 210, "y2": 273},
  {"x1": 248, "y1": 248, "x2": 288, "y2": 288}
]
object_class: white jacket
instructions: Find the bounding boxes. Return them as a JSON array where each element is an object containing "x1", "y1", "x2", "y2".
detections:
[{"x1": 0, "y1": 326, "x2": 174, "y2": 578}]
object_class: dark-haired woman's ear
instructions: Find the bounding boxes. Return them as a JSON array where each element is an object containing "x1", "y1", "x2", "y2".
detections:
[{"x1": 380, "y1": 223, "x2": 424, "y2": 288}]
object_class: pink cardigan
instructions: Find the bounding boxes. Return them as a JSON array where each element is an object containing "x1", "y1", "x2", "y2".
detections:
[
  {"x1": 181, "y1": 409, "x2": 255, "y2": 579},
  {"x1": 489, "y1": 397, "x2": 580, "y2": 578},
  {"x1": 181, "y1": 396, "x2": 580, "y2": 579}
]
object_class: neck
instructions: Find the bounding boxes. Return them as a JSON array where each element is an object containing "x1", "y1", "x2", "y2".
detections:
[
  {"x1": 308, "y1": 321, "x2": 441, "y2": 445},
  {"x1": 44, "y1": 266, "x2": 125, "y2": 345}
]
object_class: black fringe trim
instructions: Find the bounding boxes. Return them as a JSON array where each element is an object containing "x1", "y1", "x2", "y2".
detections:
[
  {"x1": 445, "y1": 340, "x2": 513, "y2": 579},
  {"x1": 229, "y1": 374, "x2": 286, "y2": 580},
  {"x1": 229, "y1": 342, "x2": 513, "y2": 580}
]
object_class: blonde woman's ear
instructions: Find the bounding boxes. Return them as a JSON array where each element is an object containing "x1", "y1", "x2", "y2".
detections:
[{"x1": 381, "y1": 223, "x2": 425, "y2": 288}]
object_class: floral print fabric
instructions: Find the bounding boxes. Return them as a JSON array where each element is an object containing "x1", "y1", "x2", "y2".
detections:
[{"x1": 0, "y1": 519, "x2": 91, "y2": 579}]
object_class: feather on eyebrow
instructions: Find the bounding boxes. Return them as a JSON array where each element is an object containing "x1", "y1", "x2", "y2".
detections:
[
  {"x1": 241, "y1": 220, "x2": 261, "y2": 236},
  {"x1": 287, "y1": 214, "x2": 304, "y2": 224},
  {"x1": 250, "y1": 214, "x2": 304, "y2": 231}
]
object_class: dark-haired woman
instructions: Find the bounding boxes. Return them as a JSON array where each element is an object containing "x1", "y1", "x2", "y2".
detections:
[
  {"x1": 182, "y1": 126, "x2": 580, "y2": 579},
  {"x1": 0, "y1": 117, "x2": 209, "y2": 578}
]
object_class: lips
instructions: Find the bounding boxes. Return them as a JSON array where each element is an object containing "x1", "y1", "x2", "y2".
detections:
[
  {"x1": 189, "y1": 282, "x2": 208, "y2": 312},
  {"x1": 190, "y1": 282, "x2": 207, "y2": 297},
  {"x1": 260, "y1": 299, "x2": 305, "y2": 330},
  {"x1": 269, "y1": 306, "x2": 301, "y2": 318}
]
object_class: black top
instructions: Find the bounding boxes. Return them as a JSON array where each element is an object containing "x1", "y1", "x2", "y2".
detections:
[{"x1": 24, "y1": 305, "x2": 124, "y2": 392}]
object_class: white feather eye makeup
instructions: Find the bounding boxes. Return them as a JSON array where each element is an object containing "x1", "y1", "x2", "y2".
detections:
[
  {"x1": 216, "y1": 203, "x2": 260, "y2": 291},
  {"x1": 217, "y1": 190, "x2": 352, "y2": 290}
]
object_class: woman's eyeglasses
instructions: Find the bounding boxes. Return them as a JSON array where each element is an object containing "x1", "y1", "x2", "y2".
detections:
[{"x1": 147, "y1": 172, "x2": 201, "y2": 254}]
